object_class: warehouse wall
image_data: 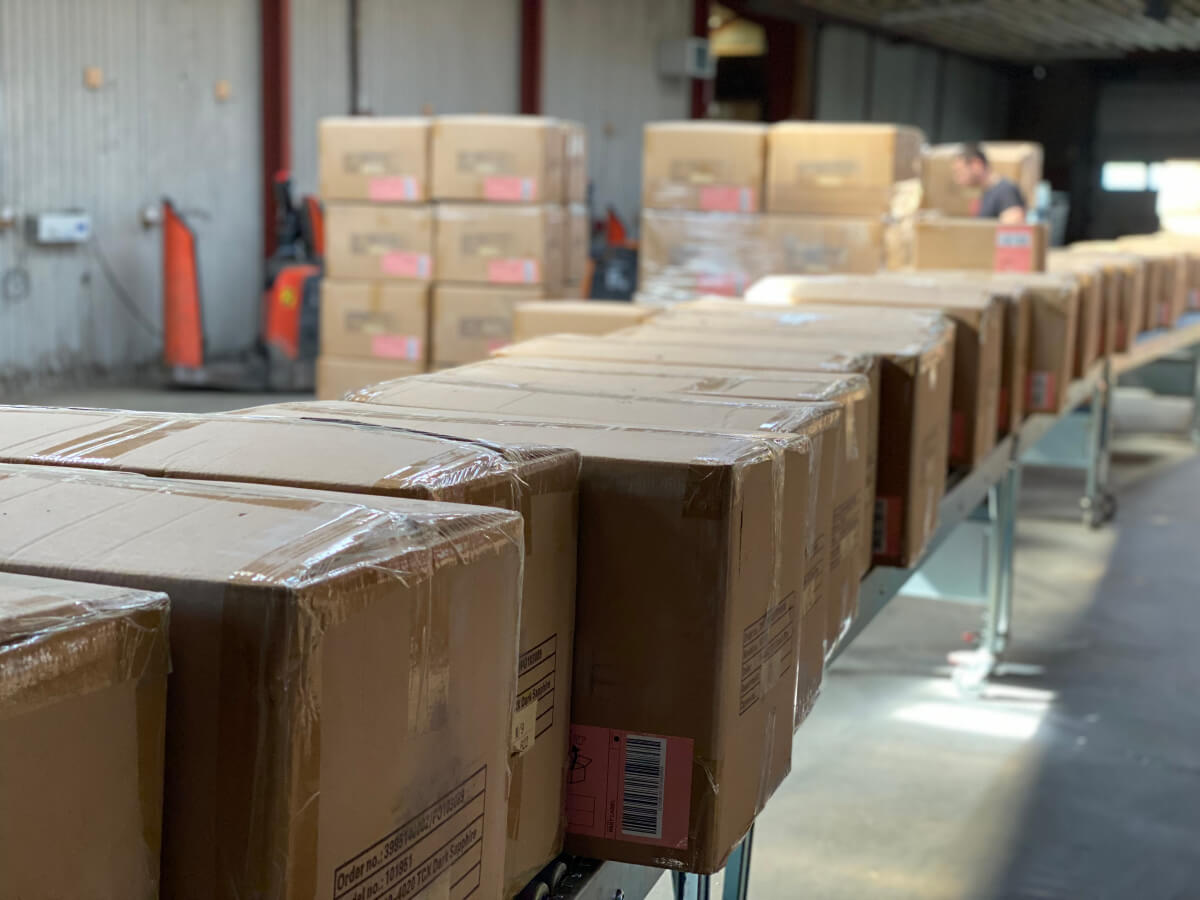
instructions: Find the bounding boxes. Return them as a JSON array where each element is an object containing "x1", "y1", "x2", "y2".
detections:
[
  {"x1": 291, "y1": 0, "x2": 522, "y2": 197},
  {"x1": 813, "y1": 24, "x2": 1011, "y2": 144},
  {"x1": 0, "y1": 0, "x2": 262, "y2": 389},
  {"x1": 543, "y1": 0, "x2": 692, "y2": 228}
]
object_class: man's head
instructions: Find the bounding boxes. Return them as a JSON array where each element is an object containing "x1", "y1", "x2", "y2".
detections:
[{"x1": 953, "y1": 143, "x2": 990, "y2": 188}]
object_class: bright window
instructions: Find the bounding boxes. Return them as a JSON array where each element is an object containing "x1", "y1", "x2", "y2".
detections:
[{"x1": 1101, "y1": 161, "x2": 1149, "y2": 192}]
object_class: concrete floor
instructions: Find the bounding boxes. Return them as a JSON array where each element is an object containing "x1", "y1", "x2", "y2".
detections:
[{"x1": 10, "y1": 384, "x2": 1200, "y2": 899}]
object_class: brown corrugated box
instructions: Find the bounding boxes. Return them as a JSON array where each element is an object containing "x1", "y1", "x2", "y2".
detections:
[
  {"x1": 741, "y1": 278, "x2": 1005, "y2": 465},
  {"x1": 325, "y1": 203, "x2": 434, "y2": 281},
  {"x1": 0, "y1": 574, "x2": 168, "y2": 900},
  {"x1": 513, "y1": 300, "x2": 657, "y2": 342},
  {"x1": 432, "y1": 115, "x2": 564, "y2": 203},
  {"x1": 892, "y1": 271, "x2": 1079, "y2": 415},
  {"x1": 913, "y1": 218, "x2": 1048, "y2": 273},
  {"x1": 1048, "y1": 252, "x2": 1116, "y2": 361},
  {"x1": 320, "y1": 280, "x2": 430, "y2": 362},
  {"x1": 317, "y1": 354, "x2": 424, "y2": 400},
  {"x1": 616, "y1": 314, "x2": 954, "y2": 568},
  {"x1": 435, "y1": 203, "x2": 564, "y2": 290},
  {"x1": 297, "y1": 400, "x2": 802, "y2": 873},
  {"x1": 566, "y1": 203, "x2": 589, "y2": 286},
  {"x1": 748, "y1": 272, "x2": 1031, "y2": 436},
  {"x1": 642, "y1": 122, "x2": 766, "y2": 212},
  {"x1": 1115, "y1": 237, "x2": 1189, "y2": 327},
  {"x1": 319, "y1": 117, "x2": 431, "y2": 202},
  {"x1": 0, "y1": 463, "x2": 523, "y2": 900},
  {"x1": 766, "y1": 122, "x2": 925, "y2": 216},
  {"x1": 920, "y1": 142, "x2": 1043, "y2": 216},
  {"x1": 485, "y1": 344, "x2": 876, "y2": 573},
  {"x1": 433, "y1": 283, "x2": 546, "y2": 367},
  {"x1": 1064, "y1": 249, "x2": 1147, "y2": 351},
  {"x1": 765, "y1": 215, "x2": 887, "y2": 275},
  {"x1": 0, "y1": 405, "x2": 579, "y2": 897},
  {"x1": 355, "y1": 374, "x2": 844, "y2": 673},
  {"x1": 639, "y1": 209, "x2": 771, "y2": 303},
  {"x1": 562, "y1": 121, "x2": 588, "y2": 204}
]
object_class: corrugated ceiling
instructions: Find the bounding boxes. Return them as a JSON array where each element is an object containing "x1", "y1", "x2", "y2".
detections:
[{"x1": 780, "y1": 0, "x2": 1200, "y2": 61}]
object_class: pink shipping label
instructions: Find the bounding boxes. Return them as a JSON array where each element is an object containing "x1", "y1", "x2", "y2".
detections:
[
  {"x1": 488, "y1": 258, "x2": 540, "y2": 284},
  {"x1": 483, "y1": 175, "x2": 536, "y2": 202},
  {"x1": 699, "y1": 185, "x2": 758, "y2": 213},
  {"x1": 1027, "y1": 371, "x2": 1057, "y2": 412},
  {"x1": 371, "y1": 334, "x2": 423, "y2": 360},
  {"x1": 381, "y1": 252, "x2": 431, "y2": 279},
  {"x1": 368, "y1": 175, "x2": 421, "y2": 202},
  {"x1": 566, "y1": 724, "x2": 693, "y2": 849},
  {"x1": 695, "y1": 272, "x2": 745, "y2": 296}
]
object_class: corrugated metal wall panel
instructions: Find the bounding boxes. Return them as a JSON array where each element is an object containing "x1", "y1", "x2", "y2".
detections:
[
  {"x1": 291, "y1": 0, "x2": 349, "y2": 196},
  {"x1": 0, "y1": 0, "x2": 261, "y2": 387},
  {"x1": 869, "y1": 40, "x2": 939, "y2": 138},
  {"x1": 814, "y1": 25, "x2": 871, "y2": 120},
  {"x1": 358, "y1": 0, "x2": 520, "y2": 117},
  {"x1": 542, "y1": 0, "x2": 691, "y2": 228}
]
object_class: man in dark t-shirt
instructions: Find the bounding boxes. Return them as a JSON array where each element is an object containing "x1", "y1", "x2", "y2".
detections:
[{"x1": 952, "y1": 143, "x2": 1027, "y2": 223}]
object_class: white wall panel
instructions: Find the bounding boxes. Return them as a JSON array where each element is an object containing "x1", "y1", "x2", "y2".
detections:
[
  {"x1": 543, "y1": 0, "x2": 691, "y2": 228},
  {"x1": 291, "y1": 0, "x2": 350, "y2": 196},
  {"x1": 359, "y1": 0, "x2": 520, "y2": 117},
  {"x1": 0, "y1": 0, "x2": 261, "y2": 388}
]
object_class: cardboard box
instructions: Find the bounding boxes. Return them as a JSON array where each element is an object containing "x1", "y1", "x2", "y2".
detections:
[
  {"x1": 320, "y1": 280, "x2": 430, "y2": 362},
  {"x1": 319, "y1": 117, "x2": 431, "y2": 202},
  {"x1": 0, "y1": 463, "x2": 523, "y2": 900},
  {"x1": 765, "y1": 215, "x2": 887, "y2": 275},
  {"x1": 913, "y1": 218, "x2": 1048, "y2": 273},
  {"x1": 432, "y1": 115, "x2": 564, "y2": 203},
  {"x1": 325, "y1": 203, "x2": 434, "y2": 281},
  {"x1": 1048, "y1": 253, "x2": 1115, "y2": 363},
  {"x1": 749, "y1": 272, "x2": 1032, "y2": 435},
  {"x1": 639, "y1": 209, "x2": 771, "y2": 303},
  {"x1": 642, "y1": 122, "x2": 767, "y2": 212},
  {"x1": 766, "y1": 122, "x2": 925, "y2": 215},
  {"x1": 563, "y1": 121, "x2": 588, "y2": 204},
  {"x1": 358, "y1": 373, "x2": 847, "y2": 659},
  {"x1": 741, "y1": 278, "x2": 1006, "y2": 464},
  {"x1": 317, "y1": 354, "x2": 424, "y2": 400},
  {"x1": 302, "y1": 401, "x2": 803, "y2": 873},
  {"x1": 0, "y1": 574, "x2": 169, "y2": 900},
  {"x1": 432, "y1": 284, "x2": 546, "y2": 367},
  {"x1": 920, "y1": 142, "x2": 1043, "y2": 216},
  {"x1": 616, "y1": 317, "x2": 954, "y2": 568},
  {"x1": 0, "y1": 405, "x2": 579, "y2": 897},
  {"x1": 1065, "y1": 250, "x2": 1147, "y2": 351},
  {"x1": 566, "y1": 203, "x2": 590, "y2": 285},
  {"x1": 1115, "y1": 237, "x2": 1189, "y2": 327},
  {"x1": 513, "y1": 300, "x2": 658, "y2": 342},
  {"x1": 888, "y1": 271, "x2": 1079, "y2": 415},
  {"x1": 435, "y1": 203, "x2": 564, "y2": 290}
]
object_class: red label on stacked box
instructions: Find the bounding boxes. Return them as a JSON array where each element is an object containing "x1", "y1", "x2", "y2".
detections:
[
  {"x1": 488, "y1": 258, "x2": 540, "y2": 284},
  {"x1": 371, "y1": 334, "x2": 423, "y2": 360},
  {"x1": 699, "y1": 185, "x2": 758, "y2": 213},
  {"x1": 381, "y1": 252, "x2": 431, "y2": 279},
  {"x1": 483, "y1": 176, "x2": 535, "y2": 202},
  {"x1": 368, "y1": 175, "x2": 421, "y2": 202},
  {"x1": 993, "y1": 226, "x2": 1036, "y2": 272}
]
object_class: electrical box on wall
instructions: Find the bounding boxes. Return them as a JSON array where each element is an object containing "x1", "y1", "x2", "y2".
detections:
[
  {"x1": 658, "y1": 37, "x2": 714, "y2": 79},
  {"x1": 29, "y1": 211, "x2": 92, "y2": 245}
]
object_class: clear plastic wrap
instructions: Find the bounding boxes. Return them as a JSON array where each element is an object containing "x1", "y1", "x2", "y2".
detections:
[
  {"x1": 0, "y1": 461, "x2": 524, "y2": 900},
  {"x1": 0, "y1": 573, "x2": 170, "y2": 900},
  {"x1": 638, "y1": 209, "x2": 773, "y2": 304},
  {"x1": 232, "y1": 398, "x2": 793, "y2": 874}
]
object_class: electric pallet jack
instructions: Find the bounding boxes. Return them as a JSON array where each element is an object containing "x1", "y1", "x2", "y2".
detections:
[{"x1": 162, "y1": 172, "x2": 324, "y2": 391}]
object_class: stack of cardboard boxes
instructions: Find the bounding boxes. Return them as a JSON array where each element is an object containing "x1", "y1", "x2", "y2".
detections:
[
  {"x1": 911, "y1": 141, "x2": 1049, "y2": 273},
  {"x1": 317, "y1": 115, "x2": 589, "y2": 398},
  {"x1": 638, "y1": 121, "x2": 925, "y2": 304}
]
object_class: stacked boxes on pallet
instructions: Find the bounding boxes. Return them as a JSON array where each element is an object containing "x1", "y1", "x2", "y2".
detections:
[
  {"x1": 317, "y1": 116, "x2": 589, "y2": 397},
  {"x1": 319, "y1": 118, "x2": 436, "y2": 397},
  {"x1": 638, "y1": 121, "x2": 926, "y2": 304},
  {"x1": 430, "y1": 116, "x2": 587, "y2": 370}
]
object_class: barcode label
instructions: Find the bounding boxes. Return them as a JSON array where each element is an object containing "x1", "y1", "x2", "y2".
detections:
[
  {"x1": 620, "y1": 735, "x2": 667, "y2": 839},
  {"x1": 1027, "y1": 371, "x2": 1056, "y2": 412}
]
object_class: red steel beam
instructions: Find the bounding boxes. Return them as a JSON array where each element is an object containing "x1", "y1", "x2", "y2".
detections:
[
  {"x1": 261, "y1": 0, "x2": 291, "y2": 255},
  {"x1": 520, "y1": 0, "x2": 543, "y2": 114}
]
